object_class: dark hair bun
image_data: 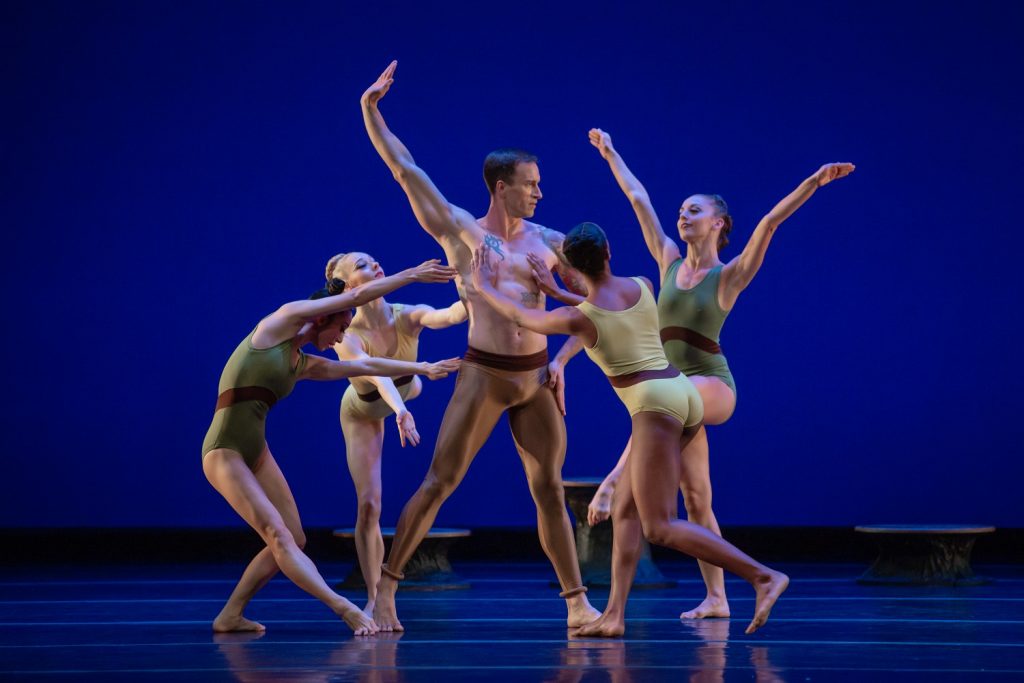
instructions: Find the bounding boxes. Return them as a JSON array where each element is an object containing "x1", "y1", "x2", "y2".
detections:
[{"x1": 327, "y1": 278, "x2": 347, "y2": 296}]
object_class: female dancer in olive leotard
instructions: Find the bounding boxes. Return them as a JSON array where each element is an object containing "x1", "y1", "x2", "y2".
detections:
[
  {"x1": 324, "y1": 250, "x2": 467, "y2": 610},
  {"x1": 472, "y1": 224, "x2": 788, "y2": 636},
  {"x1": 202, "y1": 259, "x2": 459, "y2": 636},
  {"x1": 541, "y1": 129, "x2": 852, "y2": 621}
]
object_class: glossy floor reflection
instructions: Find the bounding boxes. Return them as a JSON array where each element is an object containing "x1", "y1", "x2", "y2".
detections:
[{"x1": 1, "y1": 561, "x2": 1022, "y2": 680}]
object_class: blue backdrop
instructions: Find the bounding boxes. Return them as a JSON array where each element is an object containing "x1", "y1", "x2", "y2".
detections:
[{"x1": 4, "y1": 1, "x2": 1022, "y2": 529}]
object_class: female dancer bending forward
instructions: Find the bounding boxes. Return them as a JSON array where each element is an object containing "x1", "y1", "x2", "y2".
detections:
[
  {"x1": 325, "y1": 251, "x2": 467, "y2": 610},
  {"x1": 568, "y1": 130, "x2": 853, "y2": 619},
  {"x1": 201, "y1": 259, "x2": 460, "y2": 636},
  {"x1": 471, "y1": 225, "x2": 788, "y2": 636}
]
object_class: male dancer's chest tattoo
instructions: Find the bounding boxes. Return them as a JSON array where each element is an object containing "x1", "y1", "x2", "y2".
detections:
[
  {"x1": 483, "y1": 234, "x2": 506, "y2": 260},
  {"x1": 521, "y1": 291, "x2": 540, "y2": 306}
]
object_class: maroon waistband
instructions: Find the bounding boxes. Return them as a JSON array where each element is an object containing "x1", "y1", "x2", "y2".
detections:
[
  {"x1": 606, "y1": 364, "x2": 680, "y2": 389},
  {"x1": 357, "y1": 374, "x2": 415, "y2": 402},
  {"x1": 660, "y1": 326, "x2": 722, "y2": 355},
  {"x1": 464, "y1": 345, "x2": 549, "y2": 372},
  {"x1": 216, "y1": 386, "x2": 278, "y2": 411}
]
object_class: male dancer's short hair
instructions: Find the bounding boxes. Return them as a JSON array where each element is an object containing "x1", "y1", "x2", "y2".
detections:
[{"x1": 483, "y1": 148, "x2": 538, "y2": 195}]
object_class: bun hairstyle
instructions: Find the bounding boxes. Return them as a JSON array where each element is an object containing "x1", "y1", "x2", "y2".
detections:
[
  {"x1": 562, "y1": 222, "x2": 609, "y2": 276},
  {"x1": 702, "y1": 194, "x2": 733, "y2": 253},
  {"x1": 309, "y1": 278, "x2": 347, "y2": 300},
  {"x1": 324, "y1": 252, "x2": 348, "y2": 281}
]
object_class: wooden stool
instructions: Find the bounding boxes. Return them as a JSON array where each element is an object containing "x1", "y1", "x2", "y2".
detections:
[
  {"x1": 854, "y1": 524, "x2": 995, "y2": 585},
  {"x1": 563, "y1": 478, "x2": 674, "y2": 588},
  {"x1": 333, "y1": 527, "x2": 471, "y2": 591}
]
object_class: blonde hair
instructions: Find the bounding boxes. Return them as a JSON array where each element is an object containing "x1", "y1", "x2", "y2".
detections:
[{"x1": 324, "y1": 252, "x2": 348, "y2": 281}]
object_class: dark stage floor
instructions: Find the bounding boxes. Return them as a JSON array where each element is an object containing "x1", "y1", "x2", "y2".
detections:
[{"x1": 1, "y1": 561, "x2": 1022, "y2": 681}]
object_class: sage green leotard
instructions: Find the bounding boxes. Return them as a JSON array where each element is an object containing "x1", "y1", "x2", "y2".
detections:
[
  {"x1": 577, "y1": 278, "x2": 704, "y2": 428},
  {"x1": 201, "y1": 328, "x2": 307, "y2": 468},
  {"x1": 658, "y1": 260, "x2": 736, "y2": 395}
]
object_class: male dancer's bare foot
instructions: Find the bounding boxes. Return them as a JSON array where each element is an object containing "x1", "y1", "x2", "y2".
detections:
[
  {"x1": 680, "y1": 595, "x2": 731, "y2": 620},
  {"x1": 745, "y1": 571, "x2": 789, "y2": 635},
  {"x1": 571, "y1": 610, "x2": 625, "y2": 638},
  {"x1": 212, "y1": 611, "x2": 266, "y2": 633},
  {"x1": 371, "y1": 577, "x2": 404, "y2": 632},
  {"x1": 566, "y1": 596, "x2": 602, "y2": 628}
]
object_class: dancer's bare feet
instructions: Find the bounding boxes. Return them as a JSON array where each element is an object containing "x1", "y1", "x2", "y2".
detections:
[
  {"x1": 335, "y1": 598, "x2": 379, "y2": 636},
  {"x1": 212, "y1": 611, "x2": 266, "y2": 633},
  {"x1": 571, "y1": 610, "x2": 625, "y2": 638},
  {"x1": 566, "y1": 595, "x2": 602, "y2": 628},
  {"x1": 745, "y1": 570, "x2": 789, "y2": 635},
  {"x1": 371, "y1": 576, "x2": 404, "y2": 632},
  {"x1": 680, "y1": 595, "x2": 731, "y2": 620}
]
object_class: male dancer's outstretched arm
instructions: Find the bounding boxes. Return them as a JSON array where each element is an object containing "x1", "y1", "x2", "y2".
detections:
[{"x1": 360, "y1": 61, "x2": 482, "y2": 249}]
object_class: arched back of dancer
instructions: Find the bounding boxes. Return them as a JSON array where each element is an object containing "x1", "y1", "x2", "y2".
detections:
[
  {"x1": 360, "y1": 61, "x2": 599, "y2": 632},
  {"x1": 324, "y1": 250, "x2": 467, "y2": 611},
  {"x1": 471, "y1": 223, "x2": 789, "y2": 636},
  {"x1": 538, "y1": 129, "x2": 853, "y2": 620},
  {"x1": 201, "y1": 259, "x2": 460, "y2": 636}
]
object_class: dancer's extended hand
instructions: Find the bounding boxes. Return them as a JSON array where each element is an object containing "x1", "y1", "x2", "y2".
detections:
[
  {"x1": 407, "y1": 259, "x2": 458, "y2": 283},
  {"x1": 395, "y1": 409, "x2": 420, "y2": 448},
  {"x1": 471, "y1": 244, "x2": 499, "y2": 290},
  {"x1": 424, "y1": 357, "x2": 461, "y2": 380},
  {"x1": 547, "y1": 358, "x2": 567, "y2": 416},
  {"x1": 527, "y1": 252, "x2": 561, "y2": 297},
  {"x1": 813, "y1": 162, "x2": 855, "y2": 187},
  {"x1": 587, "y1": 481, "x2": 614, "y2": 526},
  {"x1": 362, "y1": 60, "x2": 397, "y2": 107},
  {"x1": 588, "y1": 128, "x2": 615, "y2": 159}
]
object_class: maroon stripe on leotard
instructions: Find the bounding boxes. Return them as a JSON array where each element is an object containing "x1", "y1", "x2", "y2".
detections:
[
  {"x1": 660, "y1": 326, "x2": 722, "y2": 355},
  {"x1": 357, "y1": 374, "x2": 415, "y2": 402},
  {"x1": 215, "y1": 386, "x2": 279, "y2": 410},
  {"x1": 464, "y1": 345, "x2": 549, "y2": 372},
  {"x1": 606, "y1": 365, "x2": 680, "y2": 389}
]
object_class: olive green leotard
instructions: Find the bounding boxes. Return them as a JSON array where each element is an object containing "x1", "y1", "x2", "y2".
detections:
[
  {"x1": 577, "y1": 278, "x2": 704, "y2": 428},
  {"x1": 658, "y1": 260, "x2": 736, "y2": 395},
  {"x1": 201, "y1": 328, "x2": 307, "y2": 468}
]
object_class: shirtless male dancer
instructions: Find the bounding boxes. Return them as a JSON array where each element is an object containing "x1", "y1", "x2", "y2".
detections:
[{"x1": 360, "y1": 61, "x2": 599, "y2": 631}]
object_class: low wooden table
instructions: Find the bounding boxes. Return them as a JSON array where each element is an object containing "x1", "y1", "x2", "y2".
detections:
[
  {"x1": 333, "y1": 527, "x2": 471, "y2": 591},
  {"x1": 563, "y1": 478, "x2": 674, "y2": 588},
  {"x1": 854, "y1": 524, "x2": 995, "y2": 585}
]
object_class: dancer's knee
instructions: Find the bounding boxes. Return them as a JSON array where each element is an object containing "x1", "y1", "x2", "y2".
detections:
[
  {"x1": 421, "y1": 470, "x2": 460, "y2": 502},
  {"x1": 292, "y1": 528, "x2": 307, "y2": 550},
  {"x1": 527, "y1": 473, "x2": 565, "y2": 510},
  {"x1": 681, "y1": 485, "x2": 712, "y2": 520},
  {"x1": 640, "y1": 517, "x2": 674, "y2": 547},
  {"x1": 262, "y1": 523, "x2": 299, "y2": 558},
  {"x1": 356, "y1": 496, "x2": 382, "y2": 525}
]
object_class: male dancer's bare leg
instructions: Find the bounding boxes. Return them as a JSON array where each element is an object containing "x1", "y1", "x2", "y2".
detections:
[
  {"x1": 510, "y1": 385, "x2": 600, "y2": 627},
  {"x1": 630, "y1": 413, "x2": 788, "y2": 634},
  {"x1": 573, "y1": 462, "x2": 643, "y2": 637},
  {"x1": 373, "y1": 367, "x2": 506, "y2": 631}
]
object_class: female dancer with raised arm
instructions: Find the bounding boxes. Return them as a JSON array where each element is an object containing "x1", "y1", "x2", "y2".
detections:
[
  {"x1": 201, "y1": 258, "x2": 460, "y2": 636},
  {"x1": 324, "y1": 251, "x2": 467, "y2": 611},
  {"x1": 472, "y1": 226, "x2": 788, "y2": 636},
  {"x1": 542, "y1": 130, "x2": 852, "y2": 621}
]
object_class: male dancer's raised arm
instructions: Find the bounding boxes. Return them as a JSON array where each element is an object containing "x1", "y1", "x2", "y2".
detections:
[{"x1": 360, "y1": 61, "x2": 482, "y2": 250}]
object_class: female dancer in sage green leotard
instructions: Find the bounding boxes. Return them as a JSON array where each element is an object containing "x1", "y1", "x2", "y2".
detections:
[{"x1": 202, "y1": 259, "x2": 459, "y2": 636}]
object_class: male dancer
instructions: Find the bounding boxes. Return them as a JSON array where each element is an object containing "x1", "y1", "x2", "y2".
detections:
[{"x1": 360, "y1": 61, "x2": 598, "y2": 631}]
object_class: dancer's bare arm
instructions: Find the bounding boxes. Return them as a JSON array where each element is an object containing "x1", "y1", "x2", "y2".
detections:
[
  {"x1": 255, "y1": 260, "x2": 456, "y2": 346},
  {"x1": 361, "y1": 61, "x2": 483, "y2": 248},
  {"x1": 589, "y1": 128, "x2": 681, "y2": 279},
  {"x1": 407, "y1": 301, "x2": 468, "y2": 329},
  {"x1": 721, "y1": 162, "x2": 855, "y2": 306},
  {"x1": 471, "y1": 246, "x2": 596, "y2": 343},
  {"x1": 303, "y1": 355, "x2": 461, "y2": 382},
  {"x1": 527, "y1": 252, "x2": 586, "y2": 306},
  {"x1": 334, "y1": 335, "x2": 422, "y2": 447}
]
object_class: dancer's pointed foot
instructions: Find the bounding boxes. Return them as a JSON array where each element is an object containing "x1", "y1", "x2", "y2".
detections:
[
  {"x1": 571, "y1": 610, "x2": 625, "y2": 638},
  {"x1": 372, "y1": 577, "x2": 404, "y2": 632},
  {"x1": 340, "y1": 605, "x2": 378, "y2": 636},
  {"x1": 566, "y1": 594, "x2": 602, "y2": 628},
  {"x1": 212, "y1": 612, "x2": 266, "y2": 633},
  {"x1": 679, "y1": 595, "x2": 731, "y2": 620},
  {"x1": 745, "y1": 571, "x2": 789, "y2": 634}
]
